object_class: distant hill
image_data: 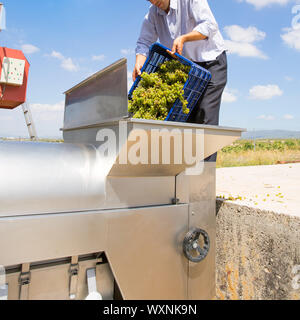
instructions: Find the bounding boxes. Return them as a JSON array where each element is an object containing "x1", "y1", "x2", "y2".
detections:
[
  {"x1": 242, "y1": 130, "x2": 300, "y2": 140},
  {"x1": 2, "y1": 130, "x2": 300, "y2": 141}
]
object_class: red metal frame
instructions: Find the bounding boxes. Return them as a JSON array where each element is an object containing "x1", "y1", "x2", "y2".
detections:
[{"x1": 0, "y1": 47, "x2": 30, "y2": 110}]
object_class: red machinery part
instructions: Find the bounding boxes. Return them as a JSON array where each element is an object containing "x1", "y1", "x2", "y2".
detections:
[{"x1": 0, "y1": 47, "x2": 30, "y2": 110}]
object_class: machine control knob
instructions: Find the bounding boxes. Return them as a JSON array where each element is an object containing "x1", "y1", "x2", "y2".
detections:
[{"x1": 183, "y1": 228, "x2": 210, "y2": 263}]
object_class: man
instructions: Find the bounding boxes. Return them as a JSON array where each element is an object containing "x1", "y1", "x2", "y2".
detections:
[{"x1": 133, "y1": 0, "x2": 227, "y2": 162}]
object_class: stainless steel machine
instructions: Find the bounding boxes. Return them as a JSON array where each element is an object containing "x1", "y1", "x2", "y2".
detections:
[{"x1": 0, "y1": 59, "x2": 244, "y2": 300}]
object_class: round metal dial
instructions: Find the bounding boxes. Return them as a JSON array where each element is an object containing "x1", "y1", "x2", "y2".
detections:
[{"x1": 183, "y1": 228, "x2": 210, "y2": 263}]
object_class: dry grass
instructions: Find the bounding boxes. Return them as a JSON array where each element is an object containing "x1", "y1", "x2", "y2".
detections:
[
  {"x1": 0, "y1": 137, "x2": 63, "y2": 143},
  {"x1": 217, "y1": 150, "x2": 300, "y2": 168},
  {"x1": 217, "y1": 139, "x2": 300, "y2": 168}
]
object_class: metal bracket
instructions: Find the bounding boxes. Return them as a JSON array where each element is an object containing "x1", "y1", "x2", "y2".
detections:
[
  {"x1": 19, "y1": 264, "x2": 31, "y2": 300},
  {"x1": 19, "y1": 272, "x2": 31, "y2": 285},
  {"x1": 85, "y1": 268, "x2": 102, "y2": 300},
  {"x1": 69, "y1": 256, "x2": 79, "y2": 300},
  {"x1": 172, "y1": 198, "x2": 180, "y2": 205}
]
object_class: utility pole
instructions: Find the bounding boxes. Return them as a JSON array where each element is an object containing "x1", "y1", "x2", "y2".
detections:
[{"x1": 0, "y1": 3, "x2": 5, "y2": 32}]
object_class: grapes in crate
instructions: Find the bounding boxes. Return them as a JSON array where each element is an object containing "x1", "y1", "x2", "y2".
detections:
[{"x1": 128, "y1": 60, "x2": 190, "y2": 121}]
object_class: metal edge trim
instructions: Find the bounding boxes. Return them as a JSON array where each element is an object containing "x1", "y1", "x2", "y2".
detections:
[
  {"x1": 61, "y1": 116, "x2": 131, "y2": 132},
  {"x1": 62, "y1": 118, "x2": 246, "y2": 133},
  {"x1": 0, "y1": 203, "x2": 188, "y2": 220},
  {"x1": 128, "y1": 119, "x2": 246, "y2": 133},
  {"x1": 63, "y1": 58, "x2": 127, "y2": 95}
]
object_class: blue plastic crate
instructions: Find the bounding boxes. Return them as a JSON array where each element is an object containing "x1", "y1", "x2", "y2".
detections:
[{"x1": 128, "y1": 42, "x2": 212, "y2": 122}]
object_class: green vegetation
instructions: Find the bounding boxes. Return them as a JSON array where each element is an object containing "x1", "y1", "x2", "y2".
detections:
[
  {"x1": 217, "y1": 139, "x2": 300, "y2": 168},
  {"x1": 128, "y1": 60, "x2": 190, "y2": 120},
  {"x1": 0, "y1": 137, "x2": 63, "y2": 143}
]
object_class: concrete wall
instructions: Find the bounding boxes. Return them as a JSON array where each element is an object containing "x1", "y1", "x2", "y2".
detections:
[{"x1": 216, "y1": 200, "x2": 300, "y2": 300}]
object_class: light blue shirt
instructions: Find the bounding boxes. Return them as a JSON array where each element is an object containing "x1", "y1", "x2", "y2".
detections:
[{"x1": 136, "y1": 0, "x2": 226, "y2": 62}]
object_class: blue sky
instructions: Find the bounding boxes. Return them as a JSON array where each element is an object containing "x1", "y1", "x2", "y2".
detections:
[{"x1": 0, "y1": 0, "x2": 299, "y2": 138}]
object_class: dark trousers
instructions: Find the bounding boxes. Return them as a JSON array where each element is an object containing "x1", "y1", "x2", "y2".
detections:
[{"x1": 187, "y1": 51, "x2": 228, "y2": 162}]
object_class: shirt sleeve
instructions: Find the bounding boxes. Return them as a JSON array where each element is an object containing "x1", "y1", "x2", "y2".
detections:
[
  {"x1": 190, "y1": 0, "x2": 219, "y2": 38},
  {"x1": 136, "y1": 6, "x2": 158, "y2": 57}
]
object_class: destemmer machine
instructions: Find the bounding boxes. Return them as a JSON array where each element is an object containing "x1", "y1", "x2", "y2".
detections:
[{"x1": 0, "y1": 59, "x2": 244, "y2": 300}]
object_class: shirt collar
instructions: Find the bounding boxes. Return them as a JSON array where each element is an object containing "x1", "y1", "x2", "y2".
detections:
[{"x1": 157, "y1": 0, "x2": 177, "y2": 16}]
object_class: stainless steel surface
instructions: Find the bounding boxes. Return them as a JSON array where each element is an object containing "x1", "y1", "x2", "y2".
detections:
[
  {"x1": 176, "y1": 162, "x2": 216, "y2": 300},
  {"x1": 62, "y1": 59, "x2": 245, "y2": 177},
  {"x1": 64, "y1": 59, "x2": 128, "y2": 130},
  {"x1": 0, "y1": 205, "x2": 189, "y2": 300},
  {"x1": 103, "y1": 176, "x2": 175, "y2": 210},
  {"x1": 0, "y1": 56, "x2": 245, "y2": 300},
  {"x1": 5, "y1": 259, "x2": 114, "y2": 300},
  {"x1": 0, "y1": 140, "x2": 175, "y2": 216},
  {"x1": 0, "y1": 141, "x2": 108, "y2": 217},
  {"x1": 106, "y1": 205, "x2": 189, "y2": 300},
  {"x1": 63, "y1": 119, "x2": 244, "y2": 177},
  {"x1": 0, "y1": 118, "x2": 241, "y2": 216},
  {"x1": 127, "y1": 118, "x2": 245, "y2": 133}
]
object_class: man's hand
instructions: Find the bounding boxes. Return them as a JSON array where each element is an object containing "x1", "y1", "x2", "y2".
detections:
[
  {"x1": 171, "y1": 32, "x2": 208, "y2": 56},
  {"x1": 171, "y1": 36, "x2": 186, "y2": 55},
  {"x1": 133, "y1": 54, "x2": 147, "y2": 82}
]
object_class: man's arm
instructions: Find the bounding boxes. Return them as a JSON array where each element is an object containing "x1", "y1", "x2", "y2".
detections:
[
  {"x1": 190, "y1": 0, "x2": 219, "y2": 39},
  {"x1": 133, "y1": 7, "x2": 158, "y2": 81},
  {"x1": 171, "y1": 0, "x2": 219, "y2": 55},
  {"x1": 171, "y1": 31, "x2": 207, "y2": 56}
]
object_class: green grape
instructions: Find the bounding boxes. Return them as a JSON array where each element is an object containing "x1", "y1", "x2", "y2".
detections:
[{"x1": 129, "y1": 59, "x2": 190, "y2": 121}]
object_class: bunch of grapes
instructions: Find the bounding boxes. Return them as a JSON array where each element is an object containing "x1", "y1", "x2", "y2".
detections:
[{"x1": 128, "y1": 60, "x2": 190, "y2": 121}]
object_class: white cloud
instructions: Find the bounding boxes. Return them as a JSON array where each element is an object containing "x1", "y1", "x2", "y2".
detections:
[
  {"x1": 0, "y1": 103, "x2": 65, "y2": 139},
  {"x1": 121, "y1": 49, "x2": 135, "y2": 55},
  {"x1": 225, "y1": 40, "x2": 268, "y2": 59},
  {"x1": 224, "y1": 25, "x2": 268, "y2": 59},
  {"x1": 30, "y1": 101, "x2": 64, "y2": 113},
  {"x1": 21, "y1": 44, "x2": 40, "y2": 54},
  {"x1": 51, "y1": 51, "x2": 64, "y2": 60},
  {"x1": 257, "y1": 114, "x2": 275, "y2": 120},
  {"x1": 92, "y1": 54, "x2": 105, "y2": 61},
  {"x1": 50, "y1": 51, "x2": 78, "y2": 72},
  {"x1": 30, "y1": 101, "x2": 65, "y2": 122},
  {"x1": 281, "y1": 27, "x2": 300, "y2": 52},
  {"x1": 237, "y1": 0, "x2": 291, "y2": 10},
  {"x1": 222, "y1": 88, "x2": 238, "y2": 103},
  {"x1": 284, "y1": 76, "x2": 293, "y2": 81},
  {"x1": 224, "y1": 25, "x2": 266, "y2": 43},
  {"x1": 61, "y1": 58, "x2": 78, "y2": 72},
  {"x1": 283, "y1": 114, "x2": 295, "y2": 119},
  {"x1": 249, "y1": 85, "x2": 283, "y2": 100}
]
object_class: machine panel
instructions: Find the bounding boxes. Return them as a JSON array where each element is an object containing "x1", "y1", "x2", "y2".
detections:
[{"x1": 0, "y1": 205, "x2": 189, "y2": 300}]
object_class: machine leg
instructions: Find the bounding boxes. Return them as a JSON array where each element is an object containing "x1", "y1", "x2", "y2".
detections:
[
  {"x1": 69, "y1": 256, "x2": 79, "y2": 300},
  {"x1": 19, "y1": 263, "x2": 31, "y2": 300}
]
